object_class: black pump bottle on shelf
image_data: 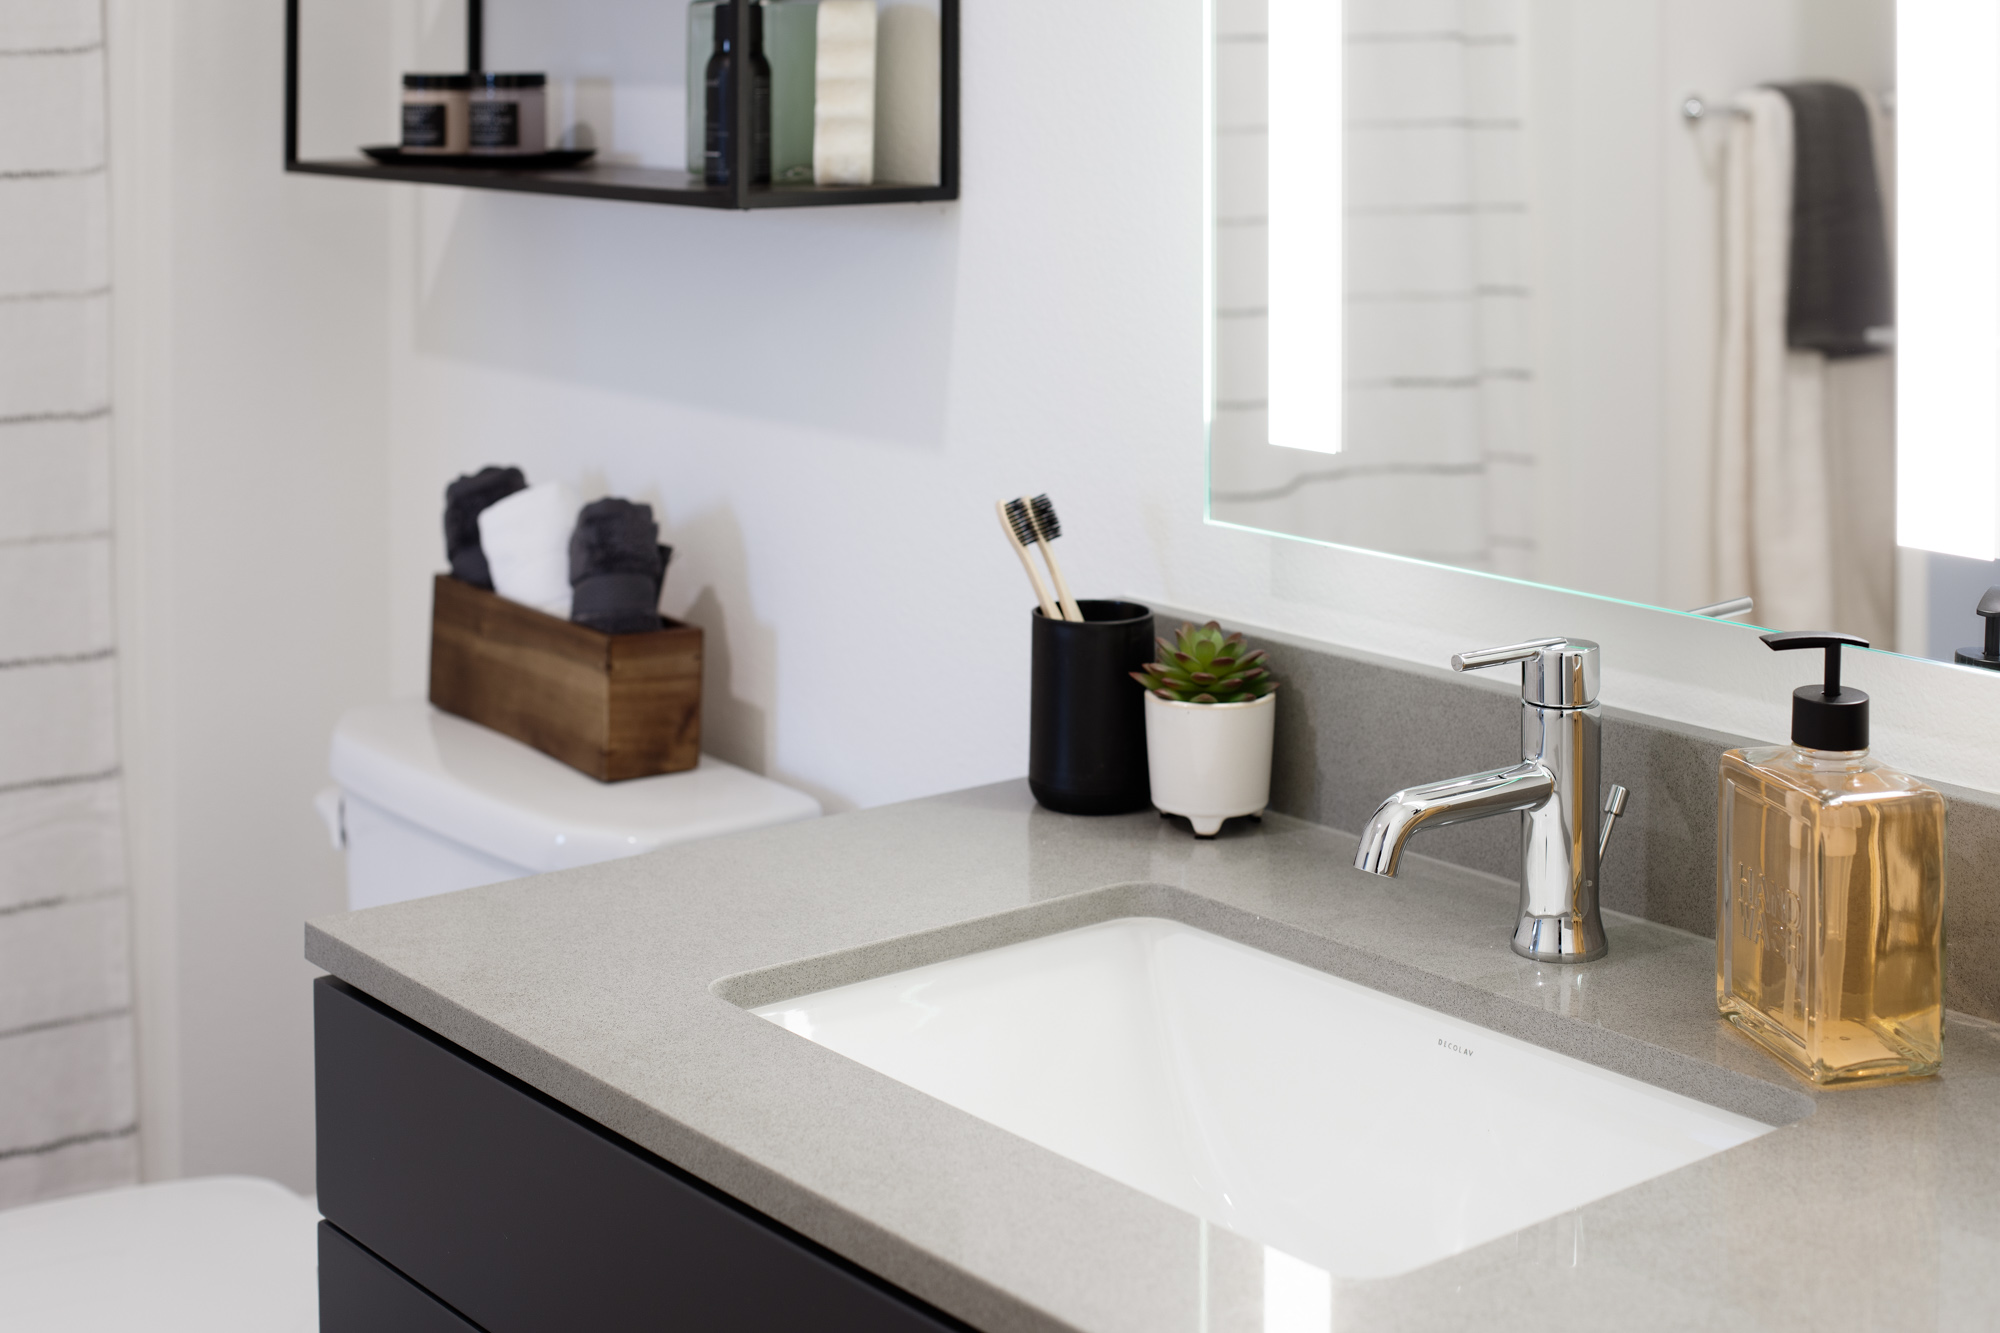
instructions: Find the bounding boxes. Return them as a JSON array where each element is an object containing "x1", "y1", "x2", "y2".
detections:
[
  {"x1": 703, "y1": 0, "x2": 772, "y2": 185},
  {"x1": 1953, "y1": 586, "x2": 2000, "y2": 670}
]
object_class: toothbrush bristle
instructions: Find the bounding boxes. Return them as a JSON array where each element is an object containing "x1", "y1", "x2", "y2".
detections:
[
  {"x1": 1003, "y1": 497, "x2": 1040, "y2": 546},
  {"x1": 1029, "y1": 494, "x2": 1062, "y2": 541}
]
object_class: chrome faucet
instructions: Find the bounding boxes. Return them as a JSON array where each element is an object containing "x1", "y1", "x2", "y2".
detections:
[{"x1": 1354, "y1": 637, "x2": 1630, "y2": 963}]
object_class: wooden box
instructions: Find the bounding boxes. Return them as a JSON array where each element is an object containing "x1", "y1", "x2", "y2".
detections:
[{"x1": 428, "y1": 575, "x2": 701, "y2": 782}]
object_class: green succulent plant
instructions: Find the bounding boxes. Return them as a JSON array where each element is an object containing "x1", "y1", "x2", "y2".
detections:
[{"x1": 1132, "y1": 621, "x2": 1278, "y2": 704}]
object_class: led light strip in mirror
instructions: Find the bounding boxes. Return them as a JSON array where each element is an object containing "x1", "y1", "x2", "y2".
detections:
[
  {"x1": 1268, "y1": 0, "x2": 1343, "y2": 456},
  {"x1": 1898, "y1": 0, "x2": 2000, "y2": 561}
]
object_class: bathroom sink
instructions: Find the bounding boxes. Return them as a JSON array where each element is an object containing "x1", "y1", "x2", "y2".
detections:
[{"x1": 754, "y1": 916, "x2": 1772, "y2": 1280}]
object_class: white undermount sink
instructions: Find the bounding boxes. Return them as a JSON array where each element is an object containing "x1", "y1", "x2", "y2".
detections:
[{"x1": 755, "y1": 916, "x2": 1772, "y2": 1280}]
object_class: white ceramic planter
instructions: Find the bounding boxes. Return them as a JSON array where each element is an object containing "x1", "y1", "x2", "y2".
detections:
[{"x1": 1143, "y1": 691, "x2": 1276, "y2": 837}]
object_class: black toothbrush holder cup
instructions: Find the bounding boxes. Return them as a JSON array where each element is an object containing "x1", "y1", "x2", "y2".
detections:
[{"x1": 1029, "y1": 601, "x2": 1154, "y2": 815}]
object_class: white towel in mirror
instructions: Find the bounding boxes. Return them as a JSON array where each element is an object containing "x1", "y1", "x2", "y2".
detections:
[
  {"x1": 1715, "y1": 90, "x2": 1834, "y2": 633},
  {"x1": 1714, "y1": 90, "x2": 1895, "y2": 643}
]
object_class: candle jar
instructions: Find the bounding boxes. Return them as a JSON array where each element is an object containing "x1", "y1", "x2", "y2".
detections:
[
  {"x1": 401, "y1": 74, "x2": 472, "y2": 154},
  {"x1": 468, "y1": 73, "x2": 549, "y2": 156}
]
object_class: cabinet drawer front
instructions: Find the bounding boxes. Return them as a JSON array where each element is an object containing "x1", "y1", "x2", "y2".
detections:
[
  {"x1": 320, "y1": 1222, "x2": 484, "y2": 1333},
  {"x1": 315, "y1": 978, "x2": 965, "y2": 1332}
]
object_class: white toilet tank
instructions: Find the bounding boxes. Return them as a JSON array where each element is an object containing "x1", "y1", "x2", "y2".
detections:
[{"x1": 322, "y1": 702, "x2": 822, "y2": 910}]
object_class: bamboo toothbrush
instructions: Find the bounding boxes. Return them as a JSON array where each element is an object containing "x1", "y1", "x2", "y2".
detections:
[
  {"x1": 1015, "y1": 494, "x2": 1084, "y2": 622},
  {"x1": 996, "y1": 500, "x2": 1060, "y2": 619}
]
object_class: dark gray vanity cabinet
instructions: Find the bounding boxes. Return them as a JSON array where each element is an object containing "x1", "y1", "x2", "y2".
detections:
[{"x1": 313, "y1": 978, "x2": 969, "y2": 1332}]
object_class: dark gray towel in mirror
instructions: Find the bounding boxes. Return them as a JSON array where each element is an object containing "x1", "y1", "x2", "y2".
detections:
[{"x1": 1775, "y1": 81, "x2": 1892, "y2": 359}]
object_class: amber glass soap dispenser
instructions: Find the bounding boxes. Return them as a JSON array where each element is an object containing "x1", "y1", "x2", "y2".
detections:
[{"x1": 1716, "y1": 632, "x2": 1945, "y2": 1085}]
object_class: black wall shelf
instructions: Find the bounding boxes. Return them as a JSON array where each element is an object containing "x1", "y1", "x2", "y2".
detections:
[{"x1": 284, "y1": 0, "x2": 959, "y2": 211}]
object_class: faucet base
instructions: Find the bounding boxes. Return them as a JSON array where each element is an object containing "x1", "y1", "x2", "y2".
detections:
[{"x1": 1511, "y1": 913, "x2": 1607, "y2": 964}]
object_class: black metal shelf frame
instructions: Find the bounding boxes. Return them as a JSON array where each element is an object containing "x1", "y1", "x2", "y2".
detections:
[{"x1": 283, "y1": 0, "x2": 959, "y2": 210}]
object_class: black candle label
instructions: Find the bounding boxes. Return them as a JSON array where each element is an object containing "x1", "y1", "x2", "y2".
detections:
[
  {"x1": 402, "y1": 104, "x2": 448, "y2": 148},
  {"x1": 470, "y1": 102, "x2": 521, "y2": 149}
]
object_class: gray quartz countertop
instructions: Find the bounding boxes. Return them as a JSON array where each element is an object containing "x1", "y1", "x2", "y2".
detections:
[{"x1": 305, "y1": 781, "x2": 2000, "y2": 1332}]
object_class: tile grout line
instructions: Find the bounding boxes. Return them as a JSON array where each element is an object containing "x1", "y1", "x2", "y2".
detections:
[
  {"x1": 1348, "y1": 119, "x2": 1527, "y2": 130},
  {"x1": 0, "y1": 407, "x2": 111, "y2": 427},
  {"x1": 0, "y1": 1007, "x2": 132, "y2": 1046},
  {"x1": 0, "y1": 768, "x2": 121, "y2": 798},
  {"x1": 0, "y1": 532, "x2": 115, "y2": 550},
  {"x1": 0, "y1": 1124, "x2": 138, "y2": 1164},
  {"x1": 0, "y1": 44, "x2": 106, "y2": 58},
  {"x1": 0, "y1": 166, "x2": 106, "y2": 181},
  {"x1": 0, "y1": 648, "x2": 117, "y2": 672},
  {"x1": 1214, "y1": 460, "x2": 1490, "y2": 503},
  {"x1": 0, "y1": 888, "x2": 128, "y2": 920},
  {"x1": 1346, "y1": 32, "x2": 1517, "y2": 46},
  {"x1": 0, "y1": 287, "x2": 111, "y2": 304}
]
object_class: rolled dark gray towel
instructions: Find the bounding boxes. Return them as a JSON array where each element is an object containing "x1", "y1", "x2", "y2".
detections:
[
  {"x1": 569, "y1": 498, "x2": 672, "y2": 634},
  {"x1": 443, "y1": 466, "x2": 527, "y2": 589},
  {"x1": 1772, "y1": 81, "x2": 1892, "y2": 359}
]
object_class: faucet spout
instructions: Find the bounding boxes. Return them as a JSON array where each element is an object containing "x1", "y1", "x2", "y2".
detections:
[{"x1": 1353, "y1": 761, "x2": 1556, "y2": 876}]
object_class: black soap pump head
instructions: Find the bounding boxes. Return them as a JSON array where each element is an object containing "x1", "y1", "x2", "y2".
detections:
[
  {"x1": 1953, "y1": 587, "x2": 2000, "y2": 670},
  {"x1": 1762, "y1": 631, "x2": 1870, "y2": 751}
]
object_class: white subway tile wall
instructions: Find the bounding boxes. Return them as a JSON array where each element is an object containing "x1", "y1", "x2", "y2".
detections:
[
  {"x1": 0, "y1": 50, "x2": 105, "y2": 174},
  {"x1": 0, "y1": 419, "x2": 109, "y2": 540},
  {"x1": 0, "y1": 0, "x2": 136, "y2": 1207},
  {"x1": 0, "y1": 1014, "x2": 134, "y2": 1148},
  {"x1": 0, "y1": 660, "x2": 117, "y2": 788},
  {"x1": 1209, "y1": 0, "x2": 1537, "y2": 575},
  {"x1": 0, "y1": 896, "x2": 130, "y2": 1033},
  {"x1": 0, "y1": 539, "x2": 114, "y2": 663},
  {"x1": 0, "y1": 295, "x2": 109, "y2": 418},
  {"x1": 0, "y1": 0, "x2": 102, "y2": 54},
  {"x1": 0, "y1": 781, "x2": 124, "y2": 913},
  {"x1": 0, "y1": 176, "x2": 109, "y2": 294}
]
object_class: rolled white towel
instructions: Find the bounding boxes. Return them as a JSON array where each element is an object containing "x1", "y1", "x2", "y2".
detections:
[
  {"x1": 814, "y1": 0, "x2": 877, "y2": 185},
  {"x1": 479, "y1": 481, "x2": 580, "y2": 619}
]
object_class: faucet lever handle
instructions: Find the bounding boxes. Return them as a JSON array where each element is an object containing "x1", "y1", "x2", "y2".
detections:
[
  {"x1": 1452, "y1": 636, "x2": 1601, "y2": 708},
  {"x1": 1451, "y1": 637, "x2": 1568, "y2": 673}
]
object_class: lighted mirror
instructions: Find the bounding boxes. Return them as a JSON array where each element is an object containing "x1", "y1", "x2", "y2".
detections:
[{"x1": 1209, "y1": 0, "x2": 2000, "y2": 670}]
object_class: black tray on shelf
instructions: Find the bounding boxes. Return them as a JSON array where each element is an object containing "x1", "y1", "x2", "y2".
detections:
[{"x1": 361, "y1": 146, "x2": 597, "y2": 169}]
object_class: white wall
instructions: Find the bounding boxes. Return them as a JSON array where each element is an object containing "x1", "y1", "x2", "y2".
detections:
[
  {"x1": 110, "y1": 0, "x2": 392, "y2": 1192},
  {"x1": 112, "y1": 0, "x2": 2000, "y2": 1196}
]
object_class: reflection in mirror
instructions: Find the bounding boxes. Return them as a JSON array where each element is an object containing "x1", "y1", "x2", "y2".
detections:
[{"x1": 1209, "y1": 1, "x2": 2000, "y2": 669}]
